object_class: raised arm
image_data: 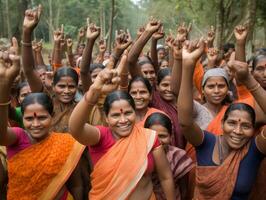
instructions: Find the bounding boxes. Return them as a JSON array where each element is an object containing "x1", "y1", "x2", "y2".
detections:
[
  {"x1": 0, "y1": 38, "x2": 21, "y2": 146},
  {"x1": 127, "y1": 19, "x2": 161, "y2": 77},
  {"x1": 206, "y1": 26, "x2": 215, "y2": 48},
  {"x1": 234, "y1": 24, "x2": 248, "y2": 62},
  {"x1": 171, "y1": 39, "x2": 183, "y2": 96},
  {"x1": 177, "y1": 39, "x2": 205, "y2": 146},
  {"x1": 22, "y1": 5, "x2": 43, "y2": 92},
  {"x1": 228, "y1": 60, "x2": 266, "y2": 114},
  {"x1": 95, "y1": 39, "x2": 106, "y2": 64},
  {"x1": 69, "y1": 68, "x2": 121, "y2": 146},
  {"x1": 66, "y1": 38, "x2": 75, "y2": 68},
  {"x1": 75, "y1": 27, "x2": 85, "y2": 55},
  {"x1": 80, "y1": 21, "x2": 100, "y2": 93},
  {"x1": 34, "y1": 39, "x2": 45, "y2": 66},
  {"x1": 206, "y1": 47, "x2": 219, "y2": 69},
  {"x1": 150, "y1": 26, "x2": 164, "y2": 73},
  {"x1": 52, "y1": 25, "x2": 64, "y2": 71}
]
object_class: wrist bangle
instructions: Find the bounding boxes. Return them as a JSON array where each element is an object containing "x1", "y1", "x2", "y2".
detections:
[
  {"x1": 21, "y1": 41, "x2": 32, "y2": 47},
  {"x1": 0, "y1": 100, "x2": 11, "y2": 106},
  {"x1": 248, "y1": 83, "x2": 261, "y2": 92}
]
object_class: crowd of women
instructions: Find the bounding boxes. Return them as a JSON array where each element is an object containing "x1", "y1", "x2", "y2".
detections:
[{"x1": 0, "y1": 4, "x2": 266, "y2": 200}]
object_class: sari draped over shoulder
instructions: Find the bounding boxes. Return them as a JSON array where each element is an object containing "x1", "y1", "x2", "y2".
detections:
[
  {"x1": 51, "y1": 99, "x2": 77, "y2": 133},
  {"x1": 7, "y1": 133, "x2": 85, "y2": 200},
  {"x1": 193, "y1": 141, "x2": 250, "y2": 200},
  {"x1": 89, "y1": 126, "x2": 156, "y2": 200}
]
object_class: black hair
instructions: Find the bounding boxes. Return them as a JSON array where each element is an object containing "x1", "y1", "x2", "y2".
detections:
[
  {"x1": 222, "y1": 43, "x2": 235, "y2": 53},
  {"x1": 16, "y1": 81, "x2": 29, "y2": 97},
  {"x1": 103, "y1": 91, "x2": 135, "y2": 115},
  {"x1": 252, "y1": 54, "x2": 266, "y2": 71},
  {"x1": 21, "y1": 93, "x2": 54, "y2": 116},
  {"x1": 89, "y1": 63, "x2": 105, "y2": 74},
  {"x1": 53, "y1": 67, "x2": 79, "y2": 86},
  {"x1": 223, "y1": 103, "x2": 256, "y2": 126},
  {"x1": 138, "y1": 55, "x2": 154, "y2": 67},
  {"x1": 144, "y1": 112, "x2": 172, "y2": 135},
  {"x1": 128, "y1": 76, "x2": 152, "y2": 94},
  {"x1": 157, "y1": 68, "x2": 171, "y2": 85}
]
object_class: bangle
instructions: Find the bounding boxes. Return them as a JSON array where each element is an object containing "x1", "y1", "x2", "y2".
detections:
[
  {"x1": 84, "y1": 93, "x2": 96, "y2": 106},
  {"x1": 0, "y1": 100, "x2": 11, "y2": 106},
  {"x1": 260, "y1": 129, "x2": 266, "y2": 140},
  {"x1": 21, "y1": 41, "x2": 32, "y2": 47},
  {"x1": 248, "y1": 83, "x2": 261, "y2": 92}
]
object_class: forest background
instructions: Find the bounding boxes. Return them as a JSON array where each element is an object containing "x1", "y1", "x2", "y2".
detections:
[{"x1": 0, "y1": 0, "x2": 265, "y2": 56}]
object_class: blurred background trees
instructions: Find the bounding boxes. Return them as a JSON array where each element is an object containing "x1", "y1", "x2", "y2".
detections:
[{"x1": 0, "y1": 0, "x2": 265, "y2": 51}]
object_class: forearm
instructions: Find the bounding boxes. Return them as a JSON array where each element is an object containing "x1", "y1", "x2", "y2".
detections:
[
  {"x1": 95, "y1": 52, "x2": 104, "y2": 63},
  {"x1": 168, "y1": 49, "x2": 174, "y2": 68},
  {"x1": 243, "y1": 75, "x2": 266, "y2": 113},
  {"x1": 178, "y1": 67, "x2": 194, "y2": 127},
  {"x1": 160, "y1": 179, "x2": 176, "y2": 200},
  {"x1": 128, "y1": 30, "x2": 153, "y2": 76},
  {"x1": 80, "y1": 39, "x2": 95, "y2": 92},
  {"x1": 235, "y1": 41, "x2": 246, "y2": 62},
  {"x1": 22, "y1": 30, "x2": 43, "y2": 92},
  {"x1": 151, "y1": 38, "x2": 159, "y2": 72},
  {"x1": 36, "y1": 51, "x2": 45, "y2": 66},
  {"x1": 67, "y1": 48, "x2": 75, "y2": 68},
  {"x1": 0, "y1": 86, "x2": 10, "y2": 144},
  {"x1": 52, "y1": 41, "x2": 62, "y2": 68},
  {"x1": 171, "y1": 58, "x2": 182, "y2": 96}
]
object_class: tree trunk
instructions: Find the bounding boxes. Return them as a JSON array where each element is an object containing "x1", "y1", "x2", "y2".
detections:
[
  {"x1": 13, "y1": 0, "x2": 28, "y2": 42},
  {"x1": 5, "y1": 0, "x2": 11, "y2": 38},
  {"x1": 108, "y1": 0, "x2": 115, "y2": 52},
  {"x1": 215, "y1": 0, "x2": 224, "y2": 49},
  {"x1": 48, "y1": 0, "x2": 53, "y2": 42}
]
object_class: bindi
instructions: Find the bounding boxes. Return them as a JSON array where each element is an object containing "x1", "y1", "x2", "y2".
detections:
[
  {"x1": 33, "y1": 112, "x2": 37, "y2": 118},
  {"x1": 120, "y1": 108, "x2": 123, "y2": 113}
]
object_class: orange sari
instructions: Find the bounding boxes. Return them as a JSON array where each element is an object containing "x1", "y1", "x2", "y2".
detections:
[
  {"x1": 136, "y1": 107, "x2": 165, "y2": 128},
  {"x1": 7, "y1": 133, "x2": 85, "y2": 200},
  {"x1": 89, "y1": 126, "x2": 157, "y2": 200}
]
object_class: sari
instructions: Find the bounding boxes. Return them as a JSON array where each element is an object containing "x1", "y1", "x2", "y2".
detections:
[
  {"x1": 7, "y1": 133, "x2": 85, "y2": 200},
  {"x1": 194, "y1": 140, "x2": 250, "y2": 200},
  {"x1": 89, "y1": 126, "x2": 157, "y2": 200}
]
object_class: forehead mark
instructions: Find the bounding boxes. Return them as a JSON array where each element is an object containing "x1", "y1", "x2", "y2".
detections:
[
  {"x1": 33, "y1": 112, "x2": 37, "y2": 117},
  {"x1": 120, "y1": 108, "x2": 123, "y2": 113}
]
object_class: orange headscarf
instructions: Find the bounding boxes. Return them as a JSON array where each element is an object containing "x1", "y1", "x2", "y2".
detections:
[{"x1": 89, "y1": 126, "x2": 156, "y2": 200}]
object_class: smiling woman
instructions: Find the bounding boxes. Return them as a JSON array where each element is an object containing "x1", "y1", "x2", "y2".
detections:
[{"x1": 69, "y1": 67, "x2": 176, "y2": 199}]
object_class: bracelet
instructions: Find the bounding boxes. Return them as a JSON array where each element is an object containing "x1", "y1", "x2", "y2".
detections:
[
  {"x1": 260, "y1": 129, "x2": 266, "y2": 140},
  {"x1": 0, "y1": 100, "x2": 11, "y2": 106},
  {"x1": 21, "y1": 41, "x2": 32, "y2": 47},
  {"x1": 84, "y1": 93, "x2": 96, "y2": 106},
  {"x1": 248, "y1": 83, "x2": 261, "y2": 92}
]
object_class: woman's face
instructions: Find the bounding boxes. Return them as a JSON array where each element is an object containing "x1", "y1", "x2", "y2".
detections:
[
  {"x1": 222, "y1": 110, "x2": 254, "y2": 149},
  {"x1": 203, "y1": 76, "x2": 228, "y2": 105},
  {"x1": 157, "y1": 75, "x2": 175, "y2": 102},
  {"x1": 53, "y1": 76, "x2": 77, "y2": 103},
  {"x1": 106, "y1": 99, "x2": 136, "y2": 139},
  {"x1": 91, "y1": 68, "x2": 103, "y2": 83},
  {"x1": 160, "y1": 60, "x2": 169, "y2": 69},
  {"x1": 253, "y1": 58, "x2": 266, "y2": 89},
  {"x1": 23, "y1": 103, "x2": 52, "y2": 141},
  {"x1": 150, "y1": 124, "x2": 171, "y2": 146},
  {"x1": 141, "y1": 63, "x2": 156, "y2": 86},
  {"x1": 18, "y1": 85, "x2": 31, "y2": 104},
  {"x1": 129, "y1": 81, "x2": 151, "y2": 111}
]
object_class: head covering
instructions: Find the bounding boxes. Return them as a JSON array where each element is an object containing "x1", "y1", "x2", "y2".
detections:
[
  {"x1": 202, "y1": 68, "x2": 229, "y2": 87},
  {"x1": 156, "y1": 44, "x2": 165, "y2": 51}
]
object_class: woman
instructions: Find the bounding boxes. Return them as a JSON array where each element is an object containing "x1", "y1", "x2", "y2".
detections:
[
  {"x1": 22, "y1": 6, "x2": 81, "y2": 133},
  {"x1": 69, "y1": 67, "x2": 176, "y2": 199},
  {"x1": 151, "y1": 68, "x2": 185, "y2": 149},
  {"x1": 128, "y1": 76, "x2": 164, "y2": 127},
  {"x1": 144, "y1": 112, "x2": 194, "y2": 200},
  {"x1": 0, "y1": 42, "x2": 85, "y2": 199},
  {"x1": 178, "y1": 41, "x2": 266, "y2": 199}
]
